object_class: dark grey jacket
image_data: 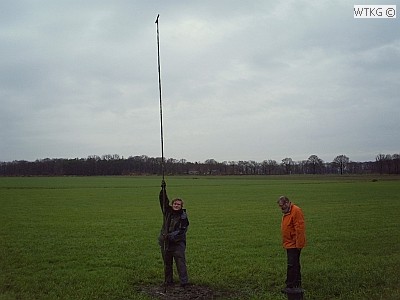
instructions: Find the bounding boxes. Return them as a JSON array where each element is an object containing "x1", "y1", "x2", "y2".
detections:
[{"x1": 158, "y1": 188, "x2": 189, "y2": 247}]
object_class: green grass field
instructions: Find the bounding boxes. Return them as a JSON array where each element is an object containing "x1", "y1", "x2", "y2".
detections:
[{"x1": 1, "y1": 175, "x2": 399, "y2": 299}]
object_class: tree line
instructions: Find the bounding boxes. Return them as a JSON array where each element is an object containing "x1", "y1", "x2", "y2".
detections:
[{"x1": 1, "y1": 153, "x2": 399, "y2": 176}]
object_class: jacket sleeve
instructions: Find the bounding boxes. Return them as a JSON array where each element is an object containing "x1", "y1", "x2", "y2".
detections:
[
  {"x1": 159, "y1": 187, "x2": 169, "y2": 214},
  {"x1": 293, "y1": 208, "x2": 306, "y2": 248}
]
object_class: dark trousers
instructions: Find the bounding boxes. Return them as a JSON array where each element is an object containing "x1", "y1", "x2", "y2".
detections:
[
  {"x1": 286, "y1": 248, "x2": 302, "y2": 288},
  {"x1": 161, "y1": 242, "x2": 188, "y2": 285}
]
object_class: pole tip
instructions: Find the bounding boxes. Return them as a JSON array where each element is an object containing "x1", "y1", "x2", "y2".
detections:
[{"x1": 155, "y1": 14, "x2": 159, "y2": 23}]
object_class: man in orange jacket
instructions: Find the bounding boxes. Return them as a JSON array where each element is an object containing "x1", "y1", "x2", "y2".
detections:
[{"x1": 277, "y1": 196, "x2": 306, "y2": 292}]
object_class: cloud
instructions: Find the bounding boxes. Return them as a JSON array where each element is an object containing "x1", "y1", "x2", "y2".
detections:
[{"x1": 0, "y1": 1, "x2": 399, "y2": 163}]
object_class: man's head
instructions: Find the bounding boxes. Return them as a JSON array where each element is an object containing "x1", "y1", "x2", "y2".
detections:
[
  {"x1": 172, "y1": 198, "x2": 184, "y2": 211},
  {"x1": 277, "y1": 196, "x2": 291, "y2": 214}
]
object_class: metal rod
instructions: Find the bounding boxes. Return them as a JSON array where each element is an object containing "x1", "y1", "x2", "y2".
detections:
[
  {"x1": 155, "y1": 14, "x2": 168, "y2": 294},
  {"x1": 155, "y1": 14, "x2": 165, "y2": 180}
]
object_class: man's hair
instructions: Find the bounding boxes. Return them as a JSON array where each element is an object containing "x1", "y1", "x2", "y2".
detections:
[
  {"x1": 277, "y1": 196, "x2": 290, "y2": 204},
  {"x1": 172, "y1": 198, "x2": 184, "y2": 207}
]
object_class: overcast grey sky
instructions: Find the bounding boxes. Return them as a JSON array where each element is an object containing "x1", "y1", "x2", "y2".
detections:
[{"x1": 1, "y1": 0, "x2": 399, "y2": 163}]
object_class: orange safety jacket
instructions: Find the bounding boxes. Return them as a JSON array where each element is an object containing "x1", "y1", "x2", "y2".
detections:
[{"x1": 281, "y1": 203, "x2": 306, "y2": 249}]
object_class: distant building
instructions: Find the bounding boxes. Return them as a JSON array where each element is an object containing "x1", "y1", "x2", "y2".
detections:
[{"x1": 188, "y1": 170, "x2": 200, "y2": 175}]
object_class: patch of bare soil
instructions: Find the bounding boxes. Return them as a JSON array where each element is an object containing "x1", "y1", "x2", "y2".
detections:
[{"x1": 137, "y1": 283, "x2": 239, "y2": 299}]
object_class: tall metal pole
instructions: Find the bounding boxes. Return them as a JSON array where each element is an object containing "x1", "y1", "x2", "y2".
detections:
[
  {"x1": 155, "y1": 14, "x2": 165, "y2": 180},
  {"x1": 155, "y1": 14, "x2": 168, "y2": 294}
]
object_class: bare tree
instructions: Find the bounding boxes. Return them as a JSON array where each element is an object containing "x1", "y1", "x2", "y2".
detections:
[
  {"x1": 384, "y1": 154, "x2": 393, "y2": 174},
  {"x1": 248, "y1": 160, "x2": 259, "y2": 174},
  {"x1": 281, "y1": 158, "x2": 294, "y2": 174},
  {"x1": 333, "y1": 155, "x2": 350, "y2": 175},
  {"x1": 393, "y1": 154, "x2": 400, "y2": 174},
  {"x1": 375, "y1": 154, "x2": 393, "y2": 174},
  {"x1": 262, "y1": 159, "x2": 278, "y2": 175},
  {"x1": 204, "y1": 159, "x2": 219, "y2": 174},
  {"x1": 228, "y1": 161, "x2": 237, "y2": 175},
  {"x1": 376, "y1": 154, "x2": 385, "y2": 174},
  {"x1": 307, "y1": 155, "x2": 323, "y2": 174}
]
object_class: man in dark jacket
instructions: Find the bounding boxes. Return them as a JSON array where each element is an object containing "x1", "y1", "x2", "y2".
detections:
[{"x1": 158, "y1": 180, "x2": 189, "y2": 287}]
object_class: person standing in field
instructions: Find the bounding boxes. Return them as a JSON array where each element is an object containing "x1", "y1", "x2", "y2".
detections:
[
  {"x1": 158, "y1": 180, "x2": 189, "y2": 287},
  {"x1": 277, "y1": 196, "x2": 306, "y2": 292}
]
